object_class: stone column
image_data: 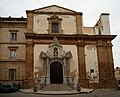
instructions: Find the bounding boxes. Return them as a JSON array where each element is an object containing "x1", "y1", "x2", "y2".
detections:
[
  {"x1": 65, "y1": 59, "x2": 70, "y2": 84},
  {"x1": 46, "y1": 59, "x2": 50, "y2": 84},
  {"x1": 77, "y1": 44, "x2": 89, "y2": 88},
  {"x1": 43, "y1": 59, "x2": 47, "y2": 76},
  {"x1": 25, "y1": 39, "x2": 34, "y2": 88},
  {"x1": 97, "y1": 41, "x2": 117, "y2": 88}
]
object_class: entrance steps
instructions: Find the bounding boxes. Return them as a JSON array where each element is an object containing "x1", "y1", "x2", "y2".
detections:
[{"x1": 42, "y1": 84, "x2": 73, "y2": 91}]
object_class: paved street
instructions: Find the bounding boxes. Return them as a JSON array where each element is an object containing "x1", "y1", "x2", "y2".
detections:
[{"x1": 0, "y1": 89, "x2": 120, "y2": 97}]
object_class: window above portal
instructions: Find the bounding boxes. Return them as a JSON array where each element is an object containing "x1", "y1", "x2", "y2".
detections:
[
  {"x1": 52, "y1": 22, "x2": 59, "y2": 33},
  {"x1": 47, "y1": 15, "x2": 62, "y2": 34}
]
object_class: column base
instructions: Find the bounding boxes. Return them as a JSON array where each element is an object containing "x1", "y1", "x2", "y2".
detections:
[
  {"x1": 99, "y1": 78, "x2": 117, "y2": 89},
  {"x1": 24, "y1": 79, "x2": 34, "y2": 89},
  {"x1": 79, "y1": 79, "x2": 89, "y2": 88}
]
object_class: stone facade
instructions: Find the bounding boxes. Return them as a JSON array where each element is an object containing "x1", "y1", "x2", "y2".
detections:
[
  {"x1": 0, "y1": 5, "x2": 117, "y2": 89},
  {"x1": 0, "y1": 17, "x2": 27, "y2": 87}
]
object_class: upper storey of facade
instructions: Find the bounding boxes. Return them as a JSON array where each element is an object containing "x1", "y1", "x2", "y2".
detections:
[
  {"x1": 26, "y1": 5, "x2": 111, "y2": 35},
  {"x1": 0, "y1": 5, "x2": 111, "y2": 37},
  {"x1": 0, "y1": 17, "x2": 27, "y2": 43}
]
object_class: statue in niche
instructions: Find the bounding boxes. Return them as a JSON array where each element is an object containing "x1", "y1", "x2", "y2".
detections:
[{"x1": 54, "y1": 47, "x2": 58, "y2": 57}]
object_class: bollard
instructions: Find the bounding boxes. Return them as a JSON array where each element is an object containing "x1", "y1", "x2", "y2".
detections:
[
  {"x1": 77, "y1": 84, "x2": 81, "y2": 92},
  {"x1": 33, "y1": 85, "x2": 37, "y2": 92}
]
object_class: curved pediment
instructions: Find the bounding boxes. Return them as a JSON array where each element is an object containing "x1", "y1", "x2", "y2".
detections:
[
  {"x1": 49, "y1": 37, "x2": 62, "y2": 47},
  {"x1": 39, "y1": 37, "x2": 72, "y2": 60}
]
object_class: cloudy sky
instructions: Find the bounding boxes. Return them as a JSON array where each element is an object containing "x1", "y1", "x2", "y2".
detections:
[{"x1": 0, "y1": 0, "x2": 120, "y2": 67}]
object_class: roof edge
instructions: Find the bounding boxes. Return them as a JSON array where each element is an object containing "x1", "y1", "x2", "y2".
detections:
[{"x1": 26, "y1": 5, "x2": 82, "y2": 14}]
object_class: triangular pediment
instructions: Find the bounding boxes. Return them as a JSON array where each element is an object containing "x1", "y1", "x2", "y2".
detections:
[{"x1": 33, "y1": 5, "x2": 77, "y2": 13}]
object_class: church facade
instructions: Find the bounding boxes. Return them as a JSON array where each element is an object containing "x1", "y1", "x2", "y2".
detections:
[{"x1": 0, "y1": 5, "x2": 117, "y2": 89}]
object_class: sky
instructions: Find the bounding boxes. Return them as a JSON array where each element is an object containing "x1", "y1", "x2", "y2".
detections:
[{"x1": 0, "y1": 0, "x2": 120, "y2": 67}]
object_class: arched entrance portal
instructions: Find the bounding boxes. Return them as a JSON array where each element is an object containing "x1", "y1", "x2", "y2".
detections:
[{"x1": 50, "y1": 62, "x2": 63, "y2": 84}]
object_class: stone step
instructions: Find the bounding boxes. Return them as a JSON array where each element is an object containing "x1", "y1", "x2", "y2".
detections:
[{"x1": 42, "y1": 84, "x2": 73, "y2": 91}]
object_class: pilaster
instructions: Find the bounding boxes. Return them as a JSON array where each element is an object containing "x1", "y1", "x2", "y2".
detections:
[
  {"x1": 25, "y1": 39, "x2": 34, "y2": 88},
  {"x1": 77, "y1": 44, "x2": 89, "y2": 88},
  {"x1": 26, "y1": 11, "x2": 33, "y2": 33},
  {"x1": 76, "y1": 14, "x2": 83, "y2": 34},
  {"x1": 97, "y1": 41, "x2": 117, "y2": 88},
  {"x1": 106, "y1": 43, "x2": 117, "y2": 88}
]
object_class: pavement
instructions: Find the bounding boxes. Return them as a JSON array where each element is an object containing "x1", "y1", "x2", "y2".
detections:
[{"x1": 19, "y1": 88, "x2": 94, "y2": 95}]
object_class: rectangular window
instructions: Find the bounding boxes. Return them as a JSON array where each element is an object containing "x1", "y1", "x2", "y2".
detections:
[
  {"x1": 9, "y1": 69, "x2": 16, "y2": 80},
  {"x1": 11, "y1": 33, "x2": 17, "y2": 41},
  {"x1": 52, "y1": 23, "x2": 59, "y2": 33},
  {"x1": 10, "y1": 50, "x2": 16, "y2": 59}
]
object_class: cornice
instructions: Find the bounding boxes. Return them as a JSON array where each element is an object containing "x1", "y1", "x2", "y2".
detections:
[
  {"x1": 0, "y1": 42, "x2": 26, "y2": 44},
  {"x1": 0, "y1": 59, "x2": 26, "y2": 62},
  {"x1": 25, "y1": 33, "x2": 116, "y2": 40}
]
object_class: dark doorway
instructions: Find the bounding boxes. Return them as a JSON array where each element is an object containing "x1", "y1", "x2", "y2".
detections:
[{"x1": 50, "y1": 62, "x2": 63, "y2": 84}]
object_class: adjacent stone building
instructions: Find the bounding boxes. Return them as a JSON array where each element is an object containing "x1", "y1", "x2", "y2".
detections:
[
  {"x1": 115, "y1": 67, "x2": 120, "y2": 89},
  {"x1": 0, "y1": 5, "x2": 117, "y2": 89}
]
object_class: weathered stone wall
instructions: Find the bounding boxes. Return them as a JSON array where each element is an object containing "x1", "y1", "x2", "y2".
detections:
[
  {"x1": 33, "y1": 14, "x2": 77, "y2": 34},
  {"x1": 0, "y1": 62, "x2": 26, "y2": 80},
  {"x1": 0, "y1": 21, "x2": 27, "y2": 83},
  {"x1": 83, "y1": 27, "x2": 95, "y2": 35}
]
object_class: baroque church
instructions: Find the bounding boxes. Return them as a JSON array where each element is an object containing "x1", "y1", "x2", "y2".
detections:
[{"x1": 0, "y1": 5, "x2": 117, "y2": 89}]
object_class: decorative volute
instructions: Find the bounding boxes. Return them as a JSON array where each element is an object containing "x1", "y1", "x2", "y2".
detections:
[{"x1": 40, "y1": 37, "x2": 72, "y2": 60}]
